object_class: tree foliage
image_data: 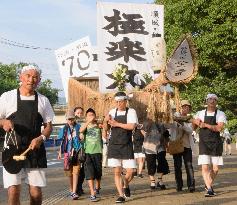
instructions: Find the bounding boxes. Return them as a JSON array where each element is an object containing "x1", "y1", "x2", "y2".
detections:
[
  {"x1": 0, "y1": 63, "x2": 59, "y2": 106},
  {"x1": 156, "y1": 0, "x2": 237, "y2": 125},
  {"x1": 0, "y1": 63, "x2": 19, "y2": 94},
  {"x1": 37, "y1": 79, "x2": 59, "y2": 105}
]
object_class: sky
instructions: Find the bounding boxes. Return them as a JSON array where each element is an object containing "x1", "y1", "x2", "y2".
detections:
[{"x1": 0, "y1": 0, "x2": 154, "y2": 98}]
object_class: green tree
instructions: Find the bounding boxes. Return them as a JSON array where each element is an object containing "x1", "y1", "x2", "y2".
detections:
[
  {"x1": 0, "y1": 63, "x2": 18, "y2": 94},
  {"x1": 156, "y1": 0, "x2": 237, "y2": 120},
  {"x1": 0, "y1": 63, "x2": 59, "y2": 105},
  {"x1": 37, "y1": 79, "x2": 59, "y2": 105}
]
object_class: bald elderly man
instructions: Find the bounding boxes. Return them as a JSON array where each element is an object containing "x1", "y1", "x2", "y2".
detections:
[{"x1": 0, "y1": 65, "x2": 54, "y2": 205}]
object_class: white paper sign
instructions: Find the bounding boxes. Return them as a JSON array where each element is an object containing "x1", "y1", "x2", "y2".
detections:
[
  {"x1": 97, "y1": 2, "x2": 164, "y2": 93},
  {"x1": 55, "y1": 36, "x2": 98, "y2": 101},
  {"x1": 150, "y1": 37, "x2": 166, "y2": 71},
  {"x1": 166, "y1": 39, "x2": 194, "y2": 82}
]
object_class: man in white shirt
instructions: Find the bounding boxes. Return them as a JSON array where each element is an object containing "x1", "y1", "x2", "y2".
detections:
[
  {"x1": 193, "y1": 94, "x2": 226, "y2": 197},
  {"x1": 104, "y1": 91, "x2": 138, "y2": 203},
  {"x1": 173, "y1": 100, "x2": 195, "y2": 192},
  {"x1": 0, "y1": 65, "x2": 54, "y2": 205}
]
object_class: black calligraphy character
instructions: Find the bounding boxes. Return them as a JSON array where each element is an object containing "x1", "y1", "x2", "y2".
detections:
[
  {"x1": 121, "y1": 13, "x2": 148, "y2": 35},
  {"x1": 175, "y1": 68, "x2": 186, "y2": 76},
  {"x1": 62, "y1": 56, "x2": 74, "y2": 76},
  {"x1": 175, "y1": 60, "x2": 188, "y2": 68},
  {"x1": 153, "y1": 11, "x2": 159, "y2": 18},
  {"x1": 152, "y1": 32, "x2": 161, "y2": 38},
  {"x1": 105, "y1": 37, "x2": 146, "y2": 62},
  {"x1": 103, "y1": 9, "x2": 148, "y2": 36},
  {"x1": 103, "y1": 9, "x2": 121, "y2": 37},
  {"x1": 180, "y1": 46, "x2": 188, "y2": 59}
]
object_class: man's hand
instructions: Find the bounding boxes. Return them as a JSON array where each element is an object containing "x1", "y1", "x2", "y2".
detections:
[
  {"x1": 199, "y1": 122, "x2": 207, "y2": 128},
  {"x1": 192, "y1": 119, "x2": 202, "y2": 126},
  {"x1": 1, "y1": 119, "x2": 14, "y2": 132},
  {"x1": 30, "y1": 136, "x2": 43, "y2": 150},
  {"x1": 108, "y1": 119, "x2": 119, "y2": 127}
]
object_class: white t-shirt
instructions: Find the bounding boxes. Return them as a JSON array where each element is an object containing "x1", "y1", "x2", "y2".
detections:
[
  {"x1": 0, "y1": 89, "x2": 54, "y2": 123},
  {"x1": 109, "y1": 108, "x2": 138, "y2": 124},
  {"x1": 194, "y1": 109, "x2": 227, "y2": 124}
]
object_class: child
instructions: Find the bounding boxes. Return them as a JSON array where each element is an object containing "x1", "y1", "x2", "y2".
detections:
[
  {"x1": 133, "y1": 123, "x2": 145, "y2": 178},
  {"x1": 58, "y1": 110, "x2": 82, "y2": 200},
  {"x1": 80, "y1": 108, "x2": 103, "y2": 202}
]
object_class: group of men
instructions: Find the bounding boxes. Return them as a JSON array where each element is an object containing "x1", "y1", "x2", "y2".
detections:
[
  {"x1": 0, "y1": 64, "x2": 227, "y2": 204},
  {"x1": 172, "y1": 94, "x2": 226, "y2": 197}
]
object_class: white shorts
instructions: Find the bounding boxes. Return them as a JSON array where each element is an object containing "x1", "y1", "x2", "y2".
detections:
[
  {"x1": 3, "y1": 167, "x2": 46, "y2": 189},
  {"x1": 134, "y1": 153, "x2": 145, "y2": 159},
  {"x1": 108, "y1": 158, "x2": 136, "y2": 168},
  {"x1": 198, "y1": 155, "x2": 223, "y2": 166}
]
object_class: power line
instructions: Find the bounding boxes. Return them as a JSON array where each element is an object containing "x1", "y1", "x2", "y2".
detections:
[{"x1": 0, "y1": 37, "x2": 54, "y2": 51}]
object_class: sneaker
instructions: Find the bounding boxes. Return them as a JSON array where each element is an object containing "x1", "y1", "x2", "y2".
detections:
[
  {"x1": 204, "y1": 185, "x2": 215, "y2": 193},
  {"x1": 150, "y1": 181, "x2": 156, "y2": 190},
  {"x1": 94, "y1": 188, "x2": 101, "y2": 195},
  {"x1": 157, "y1": 181, "x2": 166, "y2": 190},
  {"x1": 205, "y1": 189, "x2": 216, "y2": 197},
  {"x1": 115, "y1": 196, "x2": 125, "y2": 203},
  {"x1": 90, "y1": 195, "x2": 99, "y2": 202},
  {"x1": 123, "y1": 186, "x2": 131, "y2": 198},
  {"x1": 70, "y1": 192, "x2": 79, "y2": 200},
  {"x1": 137, "y1": 174, "x2": 144, "y2": 178}
]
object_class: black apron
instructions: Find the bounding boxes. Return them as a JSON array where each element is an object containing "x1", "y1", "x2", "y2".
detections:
[
  {"x1": 133, "y1": 128, "x2": 144, "y2": 153},
  {"x1": 199, "y1": 109, "x2": 223, "y2": 156},
  {"x1": 3, "y1": 89, "x2": 47, "y2": 169},
  {"x1": 108, "y1": 108, "x2": 134, "y2": 159}
]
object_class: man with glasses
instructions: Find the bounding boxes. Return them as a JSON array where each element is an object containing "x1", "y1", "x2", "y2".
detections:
[
  {"x1": 104, "y1": 92, "x2": 138, "y2": 203},
  {"x1": 193, "y1": 94, "x2": 226, "y2": 197}
]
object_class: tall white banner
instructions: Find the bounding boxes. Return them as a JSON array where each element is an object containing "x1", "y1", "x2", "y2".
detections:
[
  {"x1": 55, "y1": 36, "x2": 98, "y2": 101},
  {"x1": 97, "y1": 2, "x2": 164, "y2": 93}
]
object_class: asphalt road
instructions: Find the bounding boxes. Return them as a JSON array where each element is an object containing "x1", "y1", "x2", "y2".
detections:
[{"x1": 1, "y1": 144, "x2": 237, "y2": 205}]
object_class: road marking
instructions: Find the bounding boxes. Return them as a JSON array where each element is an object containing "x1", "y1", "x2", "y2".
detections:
[
  {"x1": 42, "y1": 188, "x2": 69, "y2": 205},
  {"x1": 47, "y1": 162, "x2": 61, "y2": 166}
]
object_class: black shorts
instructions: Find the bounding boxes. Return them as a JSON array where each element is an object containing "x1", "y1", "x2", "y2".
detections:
[
  {"x1": 146, "y1": 151, "x2": 169, "y2": 176},
  {"x1": 84, "y1": 153, "x2": 102, "y2": 180}
]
